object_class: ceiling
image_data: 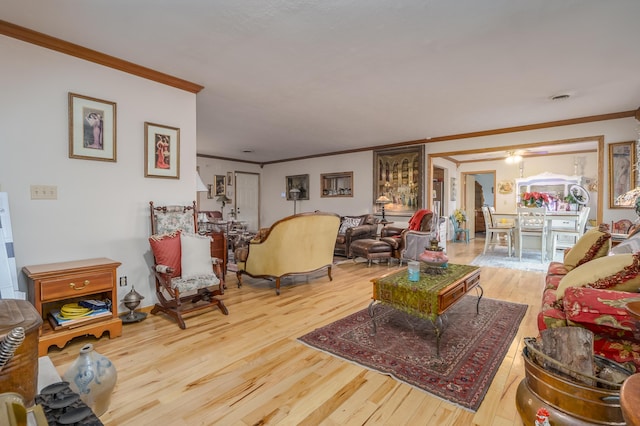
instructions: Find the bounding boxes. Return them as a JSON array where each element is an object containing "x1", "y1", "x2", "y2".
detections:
[{"x1": 3, "y1": 1, "x2": 640, "y2": 163}]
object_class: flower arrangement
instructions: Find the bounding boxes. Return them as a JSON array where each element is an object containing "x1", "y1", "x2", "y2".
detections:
[
  {"x1": 453, "y1": 209, "x2": 467, "y2": 223},
  {"x1": 521, "y1": 191, "x2": 550, "y2": 208}
]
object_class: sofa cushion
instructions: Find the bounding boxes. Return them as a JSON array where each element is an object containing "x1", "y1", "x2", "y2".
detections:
[
  {"x1": 149, "y1": 231, "x2": 181, "y2": 277},
  {"x1": 547, "y1": 261, "x2": 569, "y2": 276},
  {"x1": 180, "y1": 232, "x2": 212, "y2": 278},
  {"x1": 338, "y1": 216, "x2": 364, "y2": 234},
  {"x1": 563, "y1": 286, "x2": 640, "y2": 341},
  {"x1": 563, "y1": 227, "x2": 611, "y2": 271},
  {"x1": 556, "y1": 253, "x2": 640, "y2": 299}
]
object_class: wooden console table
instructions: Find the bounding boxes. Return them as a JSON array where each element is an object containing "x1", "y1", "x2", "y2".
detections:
[
  {"x1": 370, "y1": 263, "x2": 482, "y2": 355},
  {"x1": 23, "y1": 258, "x2": 122, "y2": 356}
]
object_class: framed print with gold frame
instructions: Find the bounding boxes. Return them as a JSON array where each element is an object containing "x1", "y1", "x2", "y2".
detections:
[
  {"x1": 68, "y1": 92, "x2": 117, "y2": 162},
  {"x1": 609, "y1": 141, "x2": 635, "y2": 208},
  {"x1": 144, "y1": 122, "x2": 180, "y2": 179},
  {"x1": 373, "y1": 146, "x2": 424, "y2": 215}
]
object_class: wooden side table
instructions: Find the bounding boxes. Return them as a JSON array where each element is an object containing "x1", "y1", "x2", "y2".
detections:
[
  {"x1": 23, "y1": 258, "x2": 122, "y2": 356},
  {"x1": 206, "y1": 231, "x2": 227, "y2": 279}
]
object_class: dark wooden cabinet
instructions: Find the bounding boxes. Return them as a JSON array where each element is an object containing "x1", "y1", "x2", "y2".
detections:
[
  {"x1": 475, "y1": 209, "x2": 486, "y2": 232},
  {"x1": 206, "y1": 231, "x2": 227, "y2": 279}
]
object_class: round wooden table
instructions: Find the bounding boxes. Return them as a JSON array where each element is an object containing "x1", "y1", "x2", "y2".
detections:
[{"x1": 621, "y1": 373, "x2": 640, "y2": 426}]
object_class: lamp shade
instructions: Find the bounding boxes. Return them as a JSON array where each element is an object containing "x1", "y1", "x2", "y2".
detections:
[
  {"x1": 196, "y1": 173, "x2": 208, "y2": 192},
  {"x1": 376, "y1": 195, "x2": 391, "y2": 204}
]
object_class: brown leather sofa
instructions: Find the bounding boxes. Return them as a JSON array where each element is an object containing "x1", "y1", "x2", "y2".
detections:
[{"x1": 334, "y1": 214, "x2": 378, "y2": 257}]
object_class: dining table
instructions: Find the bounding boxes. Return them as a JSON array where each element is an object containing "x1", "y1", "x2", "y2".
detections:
[{"x1": 491, "y1": 210, "x2": 580, "y2": 260}]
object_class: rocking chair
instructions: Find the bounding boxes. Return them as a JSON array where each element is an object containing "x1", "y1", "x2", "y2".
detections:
[{"x1": 149, "y1": 201, "x2": 228, "y2": 329}]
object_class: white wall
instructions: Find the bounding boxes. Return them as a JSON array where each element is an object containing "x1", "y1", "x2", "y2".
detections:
[
  {"x1": 196, "y1": 158, "x2": 262, "y2": 215},
  {"x1": 4, "y1": 34, "x2": 637, "y2": 312},
  {"x1": 0, "y1": 36, "x2": 198, "y2": 309}
]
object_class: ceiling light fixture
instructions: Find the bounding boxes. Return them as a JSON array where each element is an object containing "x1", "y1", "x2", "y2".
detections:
[{"x1": 505, "y1": 151, "x2": 522, "y2": 164}]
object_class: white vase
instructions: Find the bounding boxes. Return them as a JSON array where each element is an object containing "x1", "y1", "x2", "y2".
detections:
[{"x1": 62, "y1": 343, "x2": 117, "y2": 416}]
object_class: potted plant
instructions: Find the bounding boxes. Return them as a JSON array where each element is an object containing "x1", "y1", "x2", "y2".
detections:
[{"x1": 521, "y1": 192, "x2": 549, "y2": 208}]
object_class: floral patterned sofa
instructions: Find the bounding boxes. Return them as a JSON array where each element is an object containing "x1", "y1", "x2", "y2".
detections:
[{"x1": 539, "y1": 226, "x2": 640, "y2": 370}]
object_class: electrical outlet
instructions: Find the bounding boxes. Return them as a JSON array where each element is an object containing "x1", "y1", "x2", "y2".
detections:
[
  {"x1": 119, "y1": 276, "x2": 127, "y2": 287},
  {"x1": 30, "y1": 185, "x2": 58, "y2": 200}
]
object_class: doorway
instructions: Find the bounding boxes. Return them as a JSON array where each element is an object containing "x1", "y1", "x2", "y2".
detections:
[
  {"x1": 462, "y1": 171, "x2": 496, "y2": 238},
  {"x1": 233, "y1": 171, "x2": 260, "y2": 232}
]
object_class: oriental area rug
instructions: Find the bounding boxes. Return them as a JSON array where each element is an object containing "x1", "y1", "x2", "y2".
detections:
[{"x1": 298, "y1": 296, "x2": 527, "y2": 411}]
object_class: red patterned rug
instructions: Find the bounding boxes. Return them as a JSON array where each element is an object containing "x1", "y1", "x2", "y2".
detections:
[{"x1": 298, "y1": 296, "x2": 527, "y2": 411}]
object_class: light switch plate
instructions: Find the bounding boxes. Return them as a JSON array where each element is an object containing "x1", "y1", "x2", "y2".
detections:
[{"x1": 30, "y1": 185, "x2": 57, "y2": 200}]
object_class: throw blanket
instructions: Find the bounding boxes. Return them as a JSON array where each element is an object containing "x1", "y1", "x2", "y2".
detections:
[{"x1": 408, "y1": 209, "x2": 432, "y2": 231}]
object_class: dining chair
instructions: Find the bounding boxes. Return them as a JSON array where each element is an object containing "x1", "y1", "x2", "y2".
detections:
[
  {"x1": 517, "y1": 207, "x2": 548, "y2": 262},
  {"x1": 551, "y1": 207, "x2": 590, "y2": 254},
  {"x1": 481, "y1": 206, "x2": 514, "y2": 256}
]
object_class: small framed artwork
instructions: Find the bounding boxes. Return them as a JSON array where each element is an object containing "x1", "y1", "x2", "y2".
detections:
[
  {"x1": 497, "y1": 180, "x2": 514, "y2": 194},
  {"x1": 214, "y1": 175, "x2": 226, "y2": 195},
  {"x1": 450, "y1": 177, "x2": 457, "y2": 201},
  {"x1": 68, "y1": 92, "x2": 117, "y2": 162},
  {"x1": 609, "y1": 141, "x2": 636, "y2": 208},
  {"x1": 207, "y1": 184, "x2": 214, "y2": 199},
  {"x1": 144, "y1": 122, "x2": 180, "y2": 179},
  {"x1": 286, "y1": 174, "x2": 310, "y2": 200},
  {"x1": 227, "y1": 171, "x2": 233, "y2": 186}
]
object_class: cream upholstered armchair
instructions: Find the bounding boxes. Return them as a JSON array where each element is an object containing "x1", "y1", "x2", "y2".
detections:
[
  {"x1": 235, "y1": 212, "x2": 340, "y2": 295},
  {"x1": 149, "y1": 201, "x2": 228, "y2": 329}
]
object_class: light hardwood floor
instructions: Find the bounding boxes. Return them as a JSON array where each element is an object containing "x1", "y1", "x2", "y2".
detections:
[{"x1": 46, "y1": 237, "x2": 543, "y2": 425}]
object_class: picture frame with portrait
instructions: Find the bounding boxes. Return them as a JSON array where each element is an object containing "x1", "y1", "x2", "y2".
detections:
[
  {"x1": 144, "y1": 122, "x2": 180, "y2": 179},
  {"x1": 68, "y1": 92, "x2": 117, "y2": 162},
  {"x1": 214, "y1": 175, "x2": 226, "y2": 196}
]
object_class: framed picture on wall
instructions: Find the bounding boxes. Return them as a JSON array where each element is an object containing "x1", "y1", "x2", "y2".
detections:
[
  {"x1": 373, "y1": 146, "x2": 425, "y2": 215},
  {"x1": 227, "y1": 171, "x2": 233, "y2": 186},
  {"x1": 286, "y1": 174, "x2": 310, "y2": 200},
  {"x1": 68, "y1": 93, "x2": 117, "y2": 162},
  {"x1": 609, "y1": 141, "x2": 635, "y2": 208},
  {"x1": 214, "y1": 175, "x2": 226, "y2": 195},
  {"x1": 144, "y1": 122, "x2": 180, "y2": 179}
]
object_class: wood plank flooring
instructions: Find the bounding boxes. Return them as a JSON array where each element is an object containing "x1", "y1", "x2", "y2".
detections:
[{"x1": 46, "y1": 237, "x2": 543, "y2": 425}]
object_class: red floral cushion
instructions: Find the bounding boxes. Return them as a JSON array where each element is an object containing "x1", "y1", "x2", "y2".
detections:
[
  {"x1": 547, "y1": 261, "x2": 568, "y2": 276},
  {"x1": 149, "y1": 231, "x2": 181, "y2": 277},
  {"x1": 592, "y1": 335, "x2": 640, "y2": 370},
  {"x1": 563, "y1": 287, "x2": 640, "y2": 341},
  {"x1": 544, "y1": 273, "x2": 563, "y2": 290}
]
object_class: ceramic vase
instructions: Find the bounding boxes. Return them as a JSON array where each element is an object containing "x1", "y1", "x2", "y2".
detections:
[{"x1": 62, "y1": 343, "x2": 117, "y2": 417}]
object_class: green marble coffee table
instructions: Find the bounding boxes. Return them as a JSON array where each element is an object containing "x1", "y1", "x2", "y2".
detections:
[{"x1": 369, "y1": 263, "x2": 482, "y2": 355}]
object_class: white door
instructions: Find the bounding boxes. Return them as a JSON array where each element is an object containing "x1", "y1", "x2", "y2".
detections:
[
  {"x1": 465, "y1": 174, "x2": 476, "y2": 237},
  {"x1": 234, "y1": 172, "x2": 260, "y2": 232}
]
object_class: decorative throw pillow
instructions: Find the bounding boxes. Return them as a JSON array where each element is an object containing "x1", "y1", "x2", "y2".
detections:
[
  {"x1": 180, "y1": 232, "x2": 212, "y2": 277},
  {"x1": 338, "y1": 216, "x2": 363, "y2": 234},
  {"x1": 556, "y1": 253, "x2": 640, "y2": 299},
  {"x1": 563, "y1": 227, "x2": 611, "y2": 271},
  {"x1": 149, "y1": 231, "x2": 181, "y2": 277}
]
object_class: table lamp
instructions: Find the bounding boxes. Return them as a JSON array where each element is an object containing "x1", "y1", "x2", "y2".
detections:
[
  {"x1": 216, "y1": 194, "x2": 232, "y2": 218},
  {"x1": 289, "y1": 188, "x2": 301, "y2": 214},
  {"x1": 376, "y1": 195, "x2": 391, "y2": 223}
]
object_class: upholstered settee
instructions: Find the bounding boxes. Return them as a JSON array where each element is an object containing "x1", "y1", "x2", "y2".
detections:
[
  {"x1": 333, "y1": 214, "x2": 378, "y2": 257},
  {"x1": 539, "y1": 227, "x2": 640, "y2": 370},
  {"x1": 235, "y1": 212, "x2": 340, "y2": 295}
]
